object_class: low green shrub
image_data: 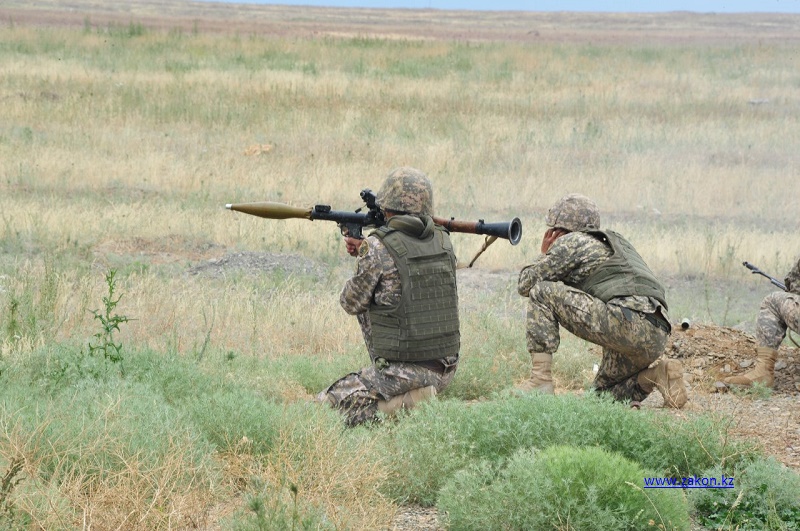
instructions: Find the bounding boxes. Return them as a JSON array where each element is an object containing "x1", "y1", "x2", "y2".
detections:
[
  {"x1": 5, "y1": 345, "x2": 285, "y2": 456},
  {"x1": 379, "y1": 393, "x2": 759, "y2": 505},
  {"x1": 116, "y1": 349, "x2": 291, "y2": 455},
  {"x1": 439, "y1": 445, "x2": 691, "y2": 530},
  {"x1": 0, "y1": 365, "x2": 223, "y2": 529},
  {"x1": 2, "y1": 375, "x2": 215, "y2": 480},
  {"x1": 691, "y1": 458, "x2": 800, "y2": 530},
  {"x1": 1, "y1": 341, "x2": 397, "y2": 529}
]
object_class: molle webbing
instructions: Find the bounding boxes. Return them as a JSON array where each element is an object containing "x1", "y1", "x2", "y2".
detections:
[
  {"x1": 578, "y1": 230, "x2": 668, "y2": 309},
  {"x1": 370, "y1": 219, "x2": 460, "y2": 362}
]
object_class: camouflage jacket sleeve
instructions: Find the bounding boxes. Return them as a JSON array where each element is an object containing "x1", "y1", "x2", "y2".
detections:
[
  {"x1": 339, "y1": 235, "x2": 401, "y2": 315},
  {"x1": 517, "y1": 232, "x2": 612, "y2": 296},
  {"x1": 785, "y1": 256, "x2": 800, "y2": 295}
]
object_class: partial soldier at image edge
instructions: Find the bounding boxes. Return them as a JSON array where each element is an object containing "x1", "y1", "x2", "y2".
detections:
[{"x1": 725, "y1": 256, "x2": 800, "y2": 389}]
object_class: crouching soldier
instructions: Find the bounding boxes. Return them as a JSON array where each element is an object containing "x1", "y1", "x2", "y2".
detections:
[{"x1": 516, "y1": 193, "x2": 688, "y2": 408}]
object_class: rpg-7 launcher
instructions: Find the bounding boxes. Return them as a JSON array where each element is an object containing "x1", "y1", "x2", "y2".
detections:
[
  {"x1": 742, "y1": 261, "x2": 787, "y2": 291},
  {"x1": 226, "y1": 189, "x2": 522, "y2": 266}
]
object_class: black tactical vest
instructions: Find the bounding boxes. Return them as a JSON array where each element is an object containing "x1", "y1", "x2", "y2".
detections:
[
  {"x1": 369, "y1": 216, "x2": 460, "y2": 362},
  {"x1": 577, "y1": 230, "x2": 668, "y2": 309}
]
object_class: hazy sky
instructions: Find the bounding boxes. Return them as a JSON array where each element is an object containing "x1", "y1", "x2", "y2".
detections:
[{"x1": 213, "y1": 0, "x2": 800, "y2": 12}]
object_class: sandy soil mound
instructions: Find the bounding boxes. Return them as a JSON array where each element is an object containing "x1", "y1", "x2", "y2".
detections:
[{"x1": 668, "y1": 322, "x2": 800, "y2": 395}]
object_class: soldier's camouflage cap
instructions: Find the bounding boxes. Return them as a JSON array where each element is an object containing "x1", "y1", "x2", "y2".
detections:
[
  {"x1": 545, "y1": 193, "x2": 600, "y2": 232},
  {"x1": 376, "y1": 167, "x2": 434, "y2": 216}
]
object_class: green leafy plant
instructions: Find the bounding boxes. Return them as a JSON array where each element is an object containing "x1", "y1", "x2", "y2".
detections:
[{"x1": 88, "y1": 270, "x2": 131, "y2": 367}]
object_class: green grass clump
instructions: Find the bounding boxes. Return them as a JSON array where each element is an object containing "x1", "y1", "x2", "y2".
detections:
[
  {"x1": 379, "y1": 393, "x2": 758, "y2": 506},
  {"x1": 0, "y1": 343, "x2": 395, "y2": 529},
  {"x1": 691, "y1": 458, "x2": 800, "y2": 530},
  {"x1": 0, "y1": 354, "x2": 223, "y2": 528},
  {"x1": 1, "y1": 260, "x2": 61, "y2": 345},
  {"x1": 438, "y1": 445, "x2": 691, "y2": 531}
]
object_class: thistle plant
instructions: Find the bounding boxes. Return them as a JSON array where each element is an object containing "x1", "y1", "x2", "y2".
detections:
[{"x1": 89, "y1": 270, "x2": 131, "y2": 368}]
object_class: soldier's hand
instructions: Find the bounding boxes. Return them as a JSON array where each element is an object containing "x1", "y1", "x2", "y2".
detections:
[
  {"x1": 541, "y1": 228, "x2": 568, "y2": 254},
  {"x1": 344, "y1": 235, "x2": 363, "y2": 257}
]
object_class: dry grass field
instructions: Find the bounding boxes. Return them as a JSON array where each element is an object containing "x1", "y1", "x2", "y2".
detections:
[
  {"x1": 2, "y1": 1, "x2": 800, "y2": 529},
  {"x1": 4, "y1": 0, "x2": 800, "y2": 44}
]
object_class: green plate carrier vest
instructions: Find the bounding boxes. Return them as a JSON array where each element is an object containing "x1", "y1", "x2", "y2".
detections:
[
  {"x1": 370, "y1": 216, "x2": 460, "y2": 362},
  {"x1": 577, "y1": 230, "x2": 668, "y2": 310}
]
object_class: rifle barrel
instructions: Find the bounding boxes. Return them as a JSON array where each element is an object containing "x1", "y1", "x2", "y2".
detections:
[{"x1": 742, "y1": 261, "x2": 787, "y2": 291}]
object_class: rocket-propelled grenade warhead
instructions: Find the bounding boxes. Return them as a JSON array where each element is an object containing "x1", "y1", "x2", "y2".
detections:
[{"x1": 226, "y1": 202, "x2": 313, "y2": 220}]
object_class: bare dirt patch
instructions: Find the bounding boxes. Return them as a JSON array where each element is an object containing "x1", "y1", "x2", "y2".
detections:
[
  {"x1": 187, "y1": 250, "x2": 326, "y2": 280},
  {"x1": 93, "y1": 234, "x2": 223, "y2": 265}
]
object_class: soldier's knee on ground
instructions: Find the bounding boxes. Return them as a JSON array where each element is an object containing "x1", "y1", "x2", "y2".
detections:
[{"x1": 377, "y1": 385, "x2": 437, "y2": 416}]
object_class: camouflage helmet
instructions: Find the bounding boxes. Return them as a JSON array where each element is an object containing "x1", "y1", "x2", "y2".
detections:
[
  {"x1": 376, "y1": 167, "x2": 434, "y2": 216},
  {"x1": 545, "y1": 193, "x2": 600, "y2": 232}
]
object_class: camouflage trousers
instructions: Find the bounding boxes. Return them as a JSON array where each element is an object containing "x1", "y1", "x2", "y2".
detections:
[
  {"x1": 756, "y1": 291, "x2": 800, "y2": 349},
  {"x1": 319, "y1": 357, "x2": 458, "y2": 427},
  {"x1": 527, "y1": 281, "x2": 668, "y2": 403}
]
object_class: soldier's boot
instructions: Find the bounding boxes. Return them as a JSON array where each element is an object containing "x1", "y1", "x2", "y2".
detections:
[
  {"x1": 515, "y1": 353, "x2": 555, "y2": 394},
  {"x1": 724, "y1": 347, "x2": 779, "y2": 388},
  {"x1": 376, "y1": 385, "x2": 437, "y2": 416},
  {"x1": 638, "y1": 359, "x2": 688, "y2": 409}
]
